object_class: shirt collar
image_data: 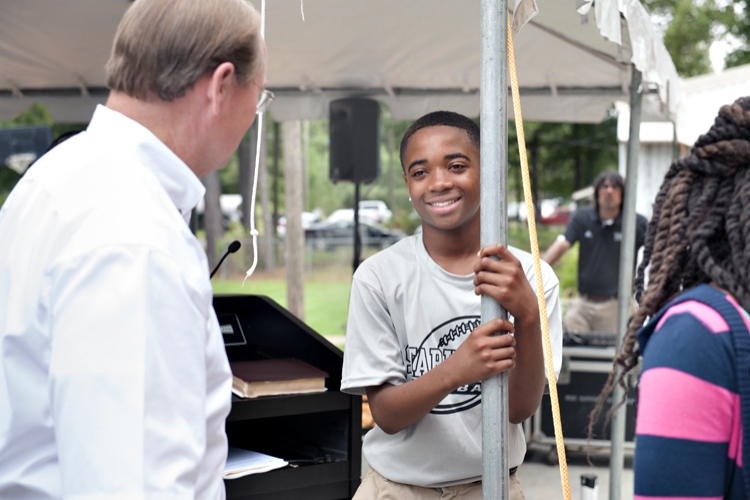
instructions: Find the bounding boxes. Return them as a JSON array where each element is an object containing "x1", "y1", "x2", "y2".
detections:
[
  {"x1": 87, "y1": 105, "x2": 205, "y2": 223},
  {"x1": 594, "y1": 208, "x2": 622, "y2": 226}
]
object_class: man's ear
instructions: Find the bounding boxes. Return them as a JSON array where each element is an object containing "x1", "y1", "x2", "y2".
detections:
[{"x1": 206, "y1": 62, "x2": 237, "y2": 115}]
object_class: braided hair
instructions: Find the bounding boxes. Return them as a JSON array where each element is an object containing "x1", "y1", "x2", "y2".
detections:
[{"x1": 588, "y1": 96, "x2": 750, "y2": 436}]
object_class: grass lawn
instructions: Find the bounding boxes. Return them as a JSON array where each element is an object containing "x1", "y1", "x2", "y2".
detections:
[{"x1": 212, "y1": 275, "x2": 352, "y2": 339}]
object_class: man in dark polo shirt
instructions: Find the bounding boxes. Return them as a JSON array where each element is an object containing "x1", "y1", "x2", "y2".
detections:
[{"x1": 543, "y1": 171, "x2": 647, "y2": 333}]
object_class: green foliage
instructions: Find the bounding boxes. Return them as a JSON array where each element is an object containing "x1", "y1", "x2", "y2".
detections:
[
  {"x1": 220, "y1": 150, "x2": 240, "y2": 194},
  {"x1": 725, "y1": 0, "x2": 750, "y2": 68},
  {"x1": 0, "y1": 103, "x2": 84, "y2": 208},
  {"x1": 508, "y1": 221, "x2": 561, "y2": 254},
  {"x1": 643, "y1": 0, "x2": 742, "y2": 77},
  {"x1": 507, "y1": 116, "x2": 619, "y2": 206},
  {"x1": 508, "y1": 220, "x2": 578, "y2": 293},
  {"x1": 6, "y1": 102, "x2": 54, "y2": 126},
  {"x1": 0, "y1": 168, "x2": 21, "y2": 207},
  {"x1": 552, "y1": 245, "x2": 579, "y2": 294}
]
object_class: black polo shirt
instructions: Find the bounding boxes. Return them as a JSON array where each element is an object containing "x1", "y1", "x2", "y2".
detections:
[{"x1": 563, "y1": 206, "x2": 647, "y2": 296}]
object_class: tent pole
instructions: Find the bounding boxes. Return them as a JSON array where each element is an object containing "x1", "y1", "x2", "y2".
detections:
[
  {"x1": 609, "y1": 64, "x2": 642, "y2": 500},
  {"x1": 480, "y1": 0, "x2": 509, "y2": 499}
]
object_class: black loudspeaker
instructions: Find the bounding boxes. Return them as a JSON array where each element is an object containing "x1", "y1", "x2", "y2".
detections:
[{"x1": 329, "y1": 98, "x2": 381, "y2": 183}]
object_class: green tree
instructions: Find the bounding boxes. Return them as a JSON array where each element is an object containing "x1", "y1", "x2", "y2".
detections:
[
  {"x1": 0, "y1": 103, "x2": 85, "y2": 207},
  {"x1": 725, "y1": 0, "x2": 750, "y2": 68},
  {"x1": 507, "y1": 116, "x2": 618, "y2": 205},
  {"x1": 642, "y1": 0, "x2": 738, "y2": 77}
]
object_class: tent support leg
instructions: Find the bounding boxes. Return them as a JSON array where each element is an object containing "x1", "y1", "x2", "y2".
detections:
[
  {"x1": 610, "y1": 64, "x2": 642, "y2": 500},
  {"x1": 480, "y1": 0, "x2": 509, "y2": 499}
]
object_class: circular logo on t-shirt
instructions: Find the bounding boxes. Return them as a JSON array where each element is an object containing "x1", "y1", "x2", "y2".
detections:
[{"x1": 405, "y1": 315, "x2": 484, "y2": 415}]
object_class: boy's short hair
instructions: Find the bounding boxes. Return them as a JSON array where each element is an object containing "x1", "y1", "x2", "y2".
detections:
[
  {"x1": 106, "y1": 0, "x2": 263, "y2": 102},
  {"x1": 399, "y1": 111, "x2": 480, "y2": 171}
]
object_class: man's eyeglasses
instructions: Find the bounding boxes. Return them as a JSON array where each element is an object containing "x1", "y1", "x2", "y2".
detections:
[{"x1": 256, "y1": 88, "x2": 275, "y2": 114}]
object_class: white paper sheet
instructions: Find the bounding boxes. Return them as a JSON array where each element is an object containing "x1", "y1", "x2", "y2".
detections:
[{"x1": 223, "y1": 447, "x2": 288, "y2": 480}]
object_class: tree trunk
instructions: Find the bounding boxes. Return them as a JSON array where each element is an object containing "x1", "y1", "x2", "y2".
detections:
[
  {"x1": 202, "y1": 171, "x2": 224, "y2": 269},
  {"x1": 302, "y1": 120, "x2": 310, "y2": 211},
  {"x1": 239, "y1": 121, "x2": 258, "y2": 232},
  {"x1": 530, "y1": 132, "x2": 540, "y2": 218},
  {"x1": 259, "y1": 120, "x2": 275, "y2": 271},
  {"x1": 387, "y1": 125, "x2": 397, "y2": 217},
  {"x1": 283, "y1": 121, "x2": 305, "y2": 320},
  {"x1": 573, "y1": 124, "x2": 582, "y2": 191},
  {"x1": 272, "y1": 121, "x2": 280, "y2": 232}
]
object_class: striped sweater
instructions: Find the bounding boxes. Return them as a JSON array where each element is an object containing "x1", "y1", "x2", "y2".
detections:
[{"x1": 635, "y1": 284, "x2": 750, "y2": 499}]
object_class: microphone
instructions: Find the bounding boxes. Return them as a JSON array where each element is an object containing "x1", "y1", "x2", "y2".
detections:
[{"x1": 210, "y1": 240, "x2": 241, "y2": 279}]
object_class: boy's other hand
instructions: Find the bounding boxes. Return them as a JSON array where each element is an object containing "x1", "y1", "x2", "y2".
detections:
[
  {"x1": 445, "y1": 317, "x2": 516, "y2": 386},
  {"x1": 473, "y1": 244, "x2": 538, "y2": 323}
]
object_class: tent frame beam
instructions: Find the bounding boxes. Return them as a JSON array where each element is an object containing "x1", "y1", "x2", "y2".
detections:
[{"x1": 0, "y1": 85, "x2": 665, "y2": 101}]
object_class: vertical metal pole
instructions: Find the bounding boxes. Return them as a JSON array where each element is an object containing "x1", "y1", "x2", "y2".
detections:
[
  {"x1": 480, "y1": 0, "x2": 509, "y2": 499},
  {"x1": 353, "y1": 182, "x2": 361, "y2": 274},
  {"x1": 609, "y1": 65, "x2": 642, "y2": 500}
]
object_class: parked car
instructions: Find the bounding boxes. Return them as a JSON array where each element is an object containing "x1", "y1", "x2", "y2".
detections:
[
  {"x1": 358, "y1": 200, "x2": 393, "y2": 223},
  {"x1": 539, "y1": 205, "x2": 572, "y2": 225},
  {"x1": 305, "y1": 217, "x2": 405, "y2": 251},
  {"x1": 325, "y1": 208, "x2": 355, "y2": 223},
  {"x1": 276, "y1": 208, "x2": 323, "y2": 236},
  {"x1": 195, "y1": 194, "x2": 244, "y2": 229}
]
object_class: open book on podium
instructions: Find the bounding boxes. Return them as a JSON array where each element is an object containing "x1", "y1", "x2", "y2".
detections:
[{"x1": 230, "y1": 358, "x2": 329, "y2": 399}]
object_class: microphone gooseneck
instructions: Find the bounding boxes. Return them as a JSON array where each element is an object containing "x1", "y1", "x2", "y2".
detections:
[{"x1": 210, "y1": 240, "x2": 242, "y2": 279}]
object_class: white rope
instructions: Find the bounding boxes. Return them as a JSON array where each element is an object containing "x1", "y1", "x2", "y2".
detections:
[
  {"x1": 243, "y1": 0, "x2": 266, "y2": 284},
  {"x1": 300, "y1": 0, "x2": 305, "y2": 21},
  {"x1": 260, "y1": 0, "x2": 265, "y2": 38}
]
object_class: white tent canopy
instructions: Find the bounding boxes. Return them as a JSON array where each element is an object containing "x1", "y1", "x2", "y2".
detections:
[
  {"x1": 0, "y1": 0, "x2": 680, "y2": 124},
  {"x1": 676, "y1": 63, "x2": 750, "y2": 146}
]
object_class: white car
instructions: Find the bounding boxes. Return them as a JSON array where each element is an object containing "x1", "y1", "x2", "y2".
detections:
[
  {"x1": 276, "y1": 208, "x2": 323, "y2": 237},
  {"x1": 358, "y1": 200, "x2": 392, "y2": 223},
  {"x1": 195, "y1": 194, "x2": 243, "y2": 226}
]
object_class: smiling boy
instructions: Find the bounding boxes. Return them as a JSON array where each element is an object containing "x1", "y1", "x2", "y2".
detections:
[{"x1": 341, "y1": 111, "x2": 563, "y2": 499}]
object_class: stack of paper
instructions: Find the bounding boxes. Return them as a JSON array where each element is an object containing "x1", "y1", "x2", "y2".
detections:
[{"x1": 223, "y1": 447, "x2": 288, "y2": 480}]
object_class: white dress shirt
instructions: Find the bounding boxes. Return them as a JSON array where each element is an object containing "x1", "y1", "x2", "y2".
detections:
[{"x1": 0, "y1": 105, "x2": 232, "y2": 499}]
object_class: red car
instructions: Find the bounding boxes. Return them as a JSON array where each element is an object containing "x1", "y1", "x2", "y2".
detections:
[{"x1": 540, "y1": 206, "x2": 571, "y2": 225}]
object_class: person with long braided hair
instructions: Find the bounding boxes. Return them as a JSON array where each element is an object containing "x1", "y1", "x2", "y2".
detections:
[{"x1": 589, "y1": 96, "x2": 750, "y2": 499}]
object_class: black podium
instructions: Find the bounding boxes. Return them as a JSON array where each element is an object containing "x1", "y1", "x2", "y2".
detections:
[{"x1": 214, "y1": 294, "x2": 361, "y2": 500}]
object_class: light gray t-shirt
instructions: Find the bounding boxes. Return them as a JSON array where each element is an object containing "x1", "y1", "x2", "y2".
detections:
[{"x1": 341, "y1": 233, "x2": 563, "y2": 488}]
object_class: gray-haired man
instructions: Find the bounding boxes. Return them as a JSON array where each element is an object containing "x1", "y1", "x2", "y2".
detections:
[{"x1": 0, "y1": 1, "x2": 270, "y2": 497}]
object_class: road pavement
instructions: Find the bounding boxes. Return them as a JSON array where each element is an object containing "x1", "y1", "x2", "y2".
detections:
[{"x1": 518, "y1": 445, "x2": 634, "y2": 499}]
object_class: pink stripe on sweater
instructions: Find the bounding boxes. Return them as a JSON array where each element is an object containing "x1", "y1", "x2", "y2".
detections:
[
  {"x1": 724, "y1": 294, "x2": 750, "y2": 334},
  {"x1": 656, "y1": 301, "x2": 728, "y2": 333},
  {"x1": 728, "y1": 396, "x2": 744, "y2": 467},
  {"x1": 634, "y1": 496, "x2": 722, "y2": 500},
  {"x1": 637, "y1": 368, "x2": 736, "y2": 442}
]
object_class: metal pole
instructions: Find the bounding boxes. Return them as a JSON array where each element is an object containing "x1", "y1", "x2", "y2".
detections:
[
  {"x1": 480, "y1": 0, "x2": 509, "y2": 499},
  {"x1": 609, "y1": 65, "x2": 642, "y2": 500},
  {"x1": 353, "y1": 182, "x2": 361, "y2": 274}
]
